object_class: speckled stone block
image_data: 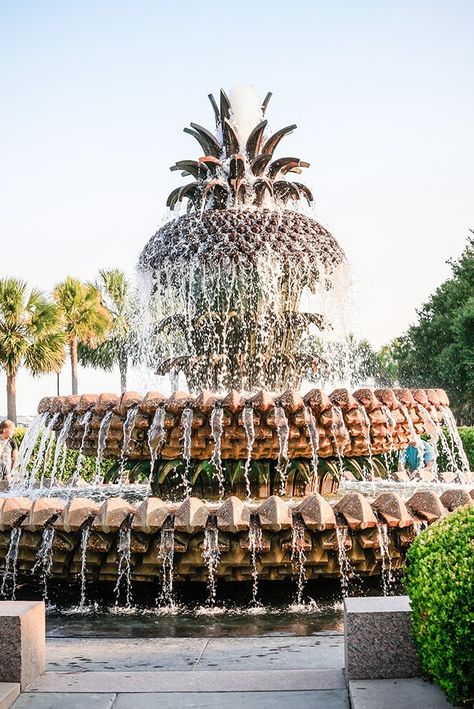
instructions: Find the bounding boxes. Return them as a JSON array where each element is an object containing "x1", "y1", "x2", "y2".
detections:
[
  {"x1": 344, "y1": 596, "x2": 421, "y2": 680},
  {"x1": 0, "y1": 601, "x2": 45, "y2": 690}
]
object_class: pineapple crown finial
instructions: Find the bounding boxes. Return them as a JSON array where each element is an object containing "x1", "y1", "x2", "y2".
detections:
[{"x1": 166, "y1": 88, "x2": 313, "y2": 213}]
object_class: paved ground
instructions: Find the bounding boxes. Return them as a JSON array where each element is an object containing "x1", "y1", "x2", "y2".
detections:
[{"x1": 11, "y1": 634, "x2": 455, "y2": 708}]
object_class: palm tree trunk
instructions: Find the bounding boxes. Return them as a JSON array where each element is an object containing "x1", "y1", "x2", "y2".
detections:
[
  {"x1": 6, "y1": 372, "x2": 17, "y2": 424},
  {"x1": 119, "y1": 351, "x2": 128, "y2": 393},
  {"x1": 70, "y1": 338, "x2": 79, "y2": 395}
]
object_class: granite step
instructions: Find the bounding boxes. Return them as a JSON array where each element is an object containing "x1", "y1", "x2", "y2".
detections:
[
  {"x1": 349, "y1": 678, "x2": 456, "y2": 708},
  {"x1": 0, "y1": 683, "x2": 20, "y2": 709}
]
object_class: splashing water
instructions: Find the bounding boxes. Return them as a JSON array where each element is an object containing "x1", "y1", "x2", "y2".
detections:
[
  {"x1": 291, "y1": 515, "x2": 307, "y2": 605},
  {"x1": 376, "y1": 523, "x2": 394, "y2": 596},
  {"x1": 1, "y1": 528, "x2": 22, "y2": 599},
  {"x1": 275, "y1": 404, "x2": 290, "y2": 495},
  {"x1": 202, "y1": 524, "x2": 220, "y2": 606},
  {"x1": 118, "y1": 407, "x2": 139, "y2": 485},
  {"x1": 441, "y1": 406, "x2": 470, "y2": 476},
  {"x1": 32, "y1": 526, "x2": 55, "y2": 603},
  {"x1": 49, "y1": 412, "x2": 75, "y2": 489},
  {"x1": 16, "y1": 412, "x2": 48, "y2": 484},
  {"x1": 158, "y1": 520, "x2": 175, "y2": 607},
  {"x1": 331, "y1": 406, "x2": 350, "y2": 475},
  {"x1": 93, "y1": 410, "x2": 114, "y2": 486},
  {"x1": 335, "y1": 526, "x2": 352, "y2": 597},
  {"x1": 242, "y1": 405, "x2": 255, "y2": 500},
  {"x1": 210, "y1": 406, "x2": 225, "y2": 497},
  {"x1": 304, "y1": 406, "x2": 319, "y2": 477},
  {"x1": 248, "y1": 518, "x2": 263, "y2": 605},
  {"x1": 180, "y1": 407, "x2": 193, "y2": 497},
  {"x1": 148, "y1": 406, "x2": 166, "y2": 476},
  {"x1": 78, "y1": 526, "x2": 91, "y2": 610},
  {"x1": 413, "y1": 520, "x2": 428, "y2": 537},
  {"x1": 114, "y1": 527, "x2": 133, "y2": 608},
  {"x1": 70, "y1": 411, "x2": 93, "y2": 487},
  {"x1": 28, "y1": 413, "x2": 60, "y2": 488}
]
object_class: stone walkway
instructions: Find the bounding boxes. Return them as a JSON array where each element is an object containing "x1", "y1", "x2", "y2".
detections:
[{"x1": 11, "y1": 634, "x2": 455, "y2": 708}]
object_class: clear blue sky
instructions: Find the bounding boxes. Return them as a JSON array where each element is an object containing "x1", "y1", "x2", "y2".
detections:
[{"x1": 1, "y1": 1, "x2": 473, "y2": 413}]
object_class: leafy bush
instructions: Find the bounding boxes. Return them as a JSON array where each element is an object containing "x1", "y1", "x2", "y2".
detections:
[
  {"x1": 404, "y1": 506, "x2": 474, "y2": 705},
  {"x1": 457, "y1": 427, "x2": 474, "y2": 470}
]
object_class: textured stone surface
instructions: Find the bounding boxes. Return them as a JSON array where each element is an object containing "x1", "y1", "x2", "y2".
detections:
[
  {"x1": 0, "y1": 602, "x2": 45, "y2": 690},
  {"x1": 349, "y1": 678, "x2": 455, "y2": 708},
  {"x1": 12, "y1": 694, "x2": 115, "y2": 709},
  {"x1": 344, "y1": 596, "x2": 421, "y2": 680}
]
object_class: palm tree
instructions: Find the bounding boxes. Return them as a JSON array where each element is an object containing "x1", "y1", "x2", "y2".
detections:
[
  {"x1": 54, "y1": 277, "x2": 112, "y2": 395},
  {"x1": 0, "y1": 278, "x2": 65, "y2": 422},
  {"x1": 78, "y1": 269, "x2": 133, "y2": 392}
]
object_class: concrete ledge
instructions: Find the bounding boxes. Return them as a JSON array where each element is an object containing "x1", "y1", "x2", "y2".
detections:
[
  {"x1": 0, "y1": 601, "x2": 45, "y2": 690},
  {"x1": 344, "y1": 596, "x2": 421, "y2": 680},
  {"x1": 0, "y1": 683, "x2": 20, "y2": 709},
  {"x1": 349, "y1": 678, "x2": 454, "y2": 708}
]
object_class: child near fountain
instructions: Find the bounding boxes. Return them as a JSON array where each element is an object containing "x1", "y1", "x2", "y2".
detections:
[
  {"x1": 0, "y1": 419, "x2": 18, "y2": 484},
  {"x1": 398, "y1": 436, "x2": 434, "y2": 478}
]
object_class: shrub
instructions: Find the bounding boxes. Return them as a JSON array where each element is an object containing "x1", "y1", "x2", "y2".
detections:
[
  {"x1": 457, "y1": 427, "x2": 474, "y2": 470},
  {"x1": 404, "y1": 506, "x2": 474, "y2": 705}
]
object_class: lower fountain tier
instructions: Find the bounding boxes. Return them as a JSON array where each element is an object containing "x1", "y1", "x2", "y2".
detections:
[
  {"x1": 1, "y1": 488, "x2": 471, "y2": 583},
  {"x1": 37, "y1": 386, "x2": 451, "y2": 461}
]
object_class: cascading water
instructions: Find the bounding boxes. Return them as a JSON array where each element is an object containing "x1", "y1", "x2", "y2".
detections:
[
  {"x1": 93, "y1": 409, "x2": 114, "y2": 486},
  {"x1": 180, "y1": 407, "x2": 193, "y2": 497},
  {"x1": 441, "y1": 406, "x2": 470, "y2": 476},
  {"x1": 335, "y1": 525, "x2": 352, "y2": 597},
  {"x1": 114, "y1": 525, "x2": 133, "y2": 608},
  {"x1": 28, "y1": 413, "x2": 60, "y2": 488},
  {"x1": 31, "y1": 526, "x2": 55, "y2": 603},
  {"x1": 291, "y1": 514, "x2": 307, "y2": 605},
  {"x1": 275, "y1": 404, "x2": 290, "y2": 495},
  {"x1": 376, "y1": 523, "x2": 394, "y2": 596},
  {"x1": 70, "y1": 411, "x2": 93, "y2": 487},
  {"x1": 0, "y1": 527, "x2": 22, "y2": 599},
  {"x1": 49, "y1": 411, "x2": 75, "y2": 489},
  {"x1": 202, "y1": 520, "x2": 220, "y2": 605},
  {"x1": 331, "y1": 406, "x2": 350, "y2": 475},
  {"x1": 248, "y1": 516, "x2": 263, "y2": 605},
  {"x1": 148, "y1": 405, "x2": 166, "y2": 475},
  {"x1": 16, "y1": 412, "x2": 48, "y2": 482},
  {"x1": 210, "y1": 405, "x2": 225, "y2": 497},
  {"x1": 242, "y1": 405, "x2": 255, "y2": 500},
  {"x1": 78, "y1": 525, "x2": 91, "y2": 611},
  {"x1": 118, "y1": 406, "x2": 139, "y2": 485},
  {"x1": 304, "y1": 406, "x2": 319, "y2": 477},
  {"x1": 158, "y1": 516, "x2": 175, "y2": 607}
]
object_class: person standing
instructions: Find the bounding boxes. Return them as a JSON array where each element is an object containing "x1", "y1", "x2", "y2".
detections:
[
  {"x1": 398, "y1": 436, "x2": 435, "y2": 476},
  {"x1": 0, "y1": 419, "x2": 18, "y2": 484}
]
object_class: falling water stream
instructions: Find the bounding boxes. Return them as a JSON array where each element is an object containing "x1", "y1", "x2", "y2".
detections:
[
  {"x1": 335, "y1": 525, "x2": 352, "y2": 597},
  {"x1": 210, "y1": 406, "x2": 225, "y2": 497},
  {"x1": 148, "y1": 406, "x2": 166, "y2": 476},
  {"x1": 304, "y1": 406, "x2": 319, "y2": 477},
  {"x1": 78, "y1": 525, "x2": 91, "y2": 611},
  {"x1": 275, "y1": 404, "x2": 290, "y2": 496},
  {"x1": 376, "y1": 523, "x2": 394, "y2": 596},
  {"x1": 49, "y1": 412, "x2": 75, "y2": 489},
  {"x1": 114, "y1": 526, "x2": 133, "y2": 608},
  {"x1": 32, "y1": 526, "x2": 56, "y2": 603},
  {"x1": 180, "y1": 407, "x2": 193, "y2": 497},
  {"x1": 242, "y1": 405, "x2": 255, "y2": 499},
  {"x1": 0, "y1": 527, "x2": 22, "y2": 599},
  {"x1": 248, "y1": 517, "x2": 263, "y2": 605},
  {"x1": 202, "y1": 521, "x2": 220, "y2": 605},
  {"x1": 70, "y1": 411, "x2": 93, "y2": 487},
  {"x1": 93, "y1": 410, "x2": 114, "y2": 486},
  {"x1": 291, "y1": 515, "x2": 307, "y2": 605},
  {"x1": 118, "y1": 407, "x2": 139, "y2": 485},
  {"x1": 158, "y1": 517, "x2": 175, "y2": 607}
]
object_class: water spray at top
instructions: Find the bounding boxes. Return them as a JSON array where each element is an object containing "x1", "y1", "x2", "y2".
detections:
[{"x1": 138, "y1": 87, "x2": 348, "y2": 394}]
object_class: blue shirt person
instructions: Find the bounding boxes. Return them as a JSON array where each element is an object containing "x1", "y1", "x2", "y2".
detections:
[{"x1": 399, "y1": 438, "x2": 435, "y2": 474}]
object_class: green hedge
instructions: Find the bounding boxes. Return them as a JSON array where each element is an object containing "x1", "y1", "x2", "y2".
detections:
[
  {"x1": 457, "y1": 427, "x2": 474, "y2": 470},
  {"x1": 404, "y1": 506, "x2": 474, "y2": 706}
]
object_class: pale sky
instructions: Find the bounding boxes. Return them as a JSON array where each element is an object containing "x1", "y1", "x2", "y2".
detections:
[{"x1": 1, "y1": 1, "x2": 473, "y2": 415}]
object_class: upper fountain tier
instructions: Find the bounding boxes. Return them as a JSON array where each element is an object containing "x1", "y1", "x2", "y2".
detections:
[{"x1": 138, "y1": 87, "x2": 346, "y2": 394}]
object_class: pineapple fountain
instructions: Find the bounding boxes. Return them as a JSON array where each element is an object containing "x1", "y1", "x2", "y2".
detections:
[{"x1": 1, "y1": 88, "x2": 472, "y2": 606}]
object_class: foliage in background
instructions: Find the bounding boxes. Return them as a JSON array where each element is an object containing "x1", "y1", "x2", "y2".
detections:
[
  {"x1": 457, "y1": 427, "x2": 474, "y2": 470},
  {"x1": 54, "y1": 276, "x2": 112, "y2": 396},
  {"x1": 0, "y1": 278, "x2": 65, "y2": 423},
  {"x1": 78, "y1": 269, "x2": 135, "y2": 393},
  {"x1": 396, "y1": 234, "x2": 474, "y2": 423},
  {"x1": 404, "y1": 506, "x2": 474, "y2": 705}
]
